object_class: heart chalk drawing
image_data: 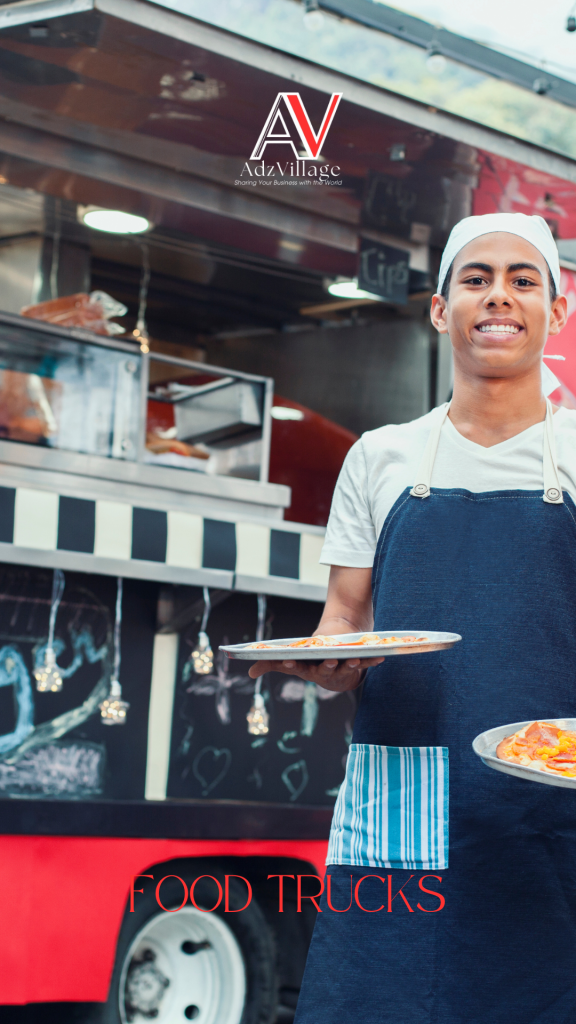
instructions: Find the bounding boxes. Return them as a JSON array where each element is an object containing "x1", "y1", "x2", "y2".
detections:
[
  {"x1": 192, "y1": 746, "x2": 232, "y2": 796},
  {"x1": 281, "y1": 759, "x2": 309, "y2": 802}
]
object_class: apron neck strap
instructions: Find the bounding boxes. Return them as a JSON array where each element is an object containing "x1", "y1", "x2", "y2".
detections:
[
  {"x1": 543, "y1": 398, "x2": 563, "y2": 503},
  {"x1": 411, "y1": 398, "x2": 564, "y2": 503},
  {"x1": 410, "y1": 403, "x2": 451, "y2": 499}
]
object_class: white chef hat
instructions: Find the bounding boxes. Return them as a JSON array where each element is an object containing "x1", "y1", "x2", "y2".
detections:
[{"x1": 438, "y1": 212, "x2": 562, "y2": 397}]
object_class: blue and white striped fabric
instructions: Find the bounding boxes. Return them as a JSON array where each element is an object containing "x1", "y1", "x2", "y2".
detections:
[{"x1": 326, "y1": 744, "x2": 449, "y2": 870}]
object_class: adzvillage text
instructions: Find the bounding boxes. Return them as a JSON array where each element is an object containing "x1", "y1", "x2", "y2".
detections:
[
  {"x1": 131, "y1": 873, "x2": 445, "y2": 913},
  {"x1": 236, "y1": 161, "x2": 342, "y2": 186}
]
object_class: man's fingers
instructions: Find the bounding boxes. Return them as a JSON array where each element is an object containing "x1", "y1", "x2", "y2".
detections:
[
  {"x1": 248, "y1": 659, "x2": 313, "y2": 680},
  {"x1": 247, "y1": 654, "x2": 385, "y2": 681},
  {"x1": 248, "y1": 660, "x2": 272, "y2": 678}
]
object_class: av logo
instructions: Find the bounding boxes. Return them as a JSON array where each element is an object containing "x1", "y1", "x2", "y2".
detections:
[{"x1": 250, "y1": 92, "x2": 342, "y2": 160}]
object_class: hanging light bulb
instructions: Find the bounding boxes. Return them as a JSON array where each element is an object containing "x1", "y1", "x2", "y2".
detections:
[
  {"x1": 247, "y1": 690, "x2": 270, "y2": 736},
  {"x1": 191, "y1": 631, "x2": 214, "y2": 674},
  {"x1": 34, "y1": 569, "x2": 65, "y2": 692},
  {"x1": 247, "y1": 594, "x2": 269, "y2": 735},
  {"x1": 190, "y1": 588, "x2": 214, "y2": 675},
  {"x1": 35, "y1": 644, "x2": 63, "y2": 693},
  {"x1": 100, "y1": 678, "x2": 130, "y2": 725},
  {"x1": 99, "y1": 577, "x2": 130, "y2": 726},
  {"x1": 133, "y1": 243, "x2": 150, "y2": 353}
]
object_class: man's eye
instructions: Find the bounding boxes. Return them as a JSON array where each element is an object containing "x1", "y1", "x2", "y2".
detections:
[
  {"x1": 515, "y1": 277, "x2": 534, "y2": 287},
  {"x1": 464, "y1": 276, "x2": 485, "y2": 285}
]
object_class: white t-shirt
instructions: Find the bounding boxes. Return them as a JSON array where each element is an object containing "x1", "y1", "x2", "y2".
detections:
[{"x1": 320, "y1": 405, "x2": 576, "y2": 568}]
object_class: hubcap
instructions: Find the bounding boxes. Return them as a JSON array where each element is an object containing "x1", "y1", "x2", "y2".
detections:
[{"x1": 119, "y1": 906, "x2": 246, "y2": 1024}]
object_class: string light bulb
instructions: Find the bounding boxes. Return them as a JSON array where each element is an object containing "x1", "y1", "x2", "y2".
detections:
[
  {"x1": 191, "y1": 631, "x2": 214, "y2": 674},
  {"x1": 134, "y1": 243, "x2": 150, "y2": 353},
  {"x1": 100, "y1": 678, "x2": 129, "y2": 725},
  {"x1": 35, "y1": 644, "x2": 63, "y2": 693},
  {"x1": 247, "y1": 594, "x2": 269, "y2": 735},
  {"x1": 34, "y1": 569, "x2": 65, "y2": 692},
  {"x1": 189, "y1": 588, "x2": 214, "y2": 675},
  {"x1": 99, "y1": 577, "x2": 130, "y2": 726},
  {"x1": 247, "y1": 691, "x2": 269, "y2": 736}
]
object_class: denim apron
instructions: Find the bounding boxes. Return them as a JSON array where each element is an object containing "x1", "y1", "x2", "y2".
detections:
[{"x1": 295, "y1": 400, "x2": 576, "y2": 1024}]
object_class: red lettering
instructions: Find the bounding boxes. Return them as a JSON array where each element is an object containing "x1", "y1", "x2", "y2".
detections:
[
  {"x1": 189, "y1": 875, "x2": 223, "y2": 913},
  {"x1": 297, "y1": 874, "x2": 324, "y2": 913},
  {"x1": 326, "y1": 874, "x2": 353, "y2": 912},
  {"x1": 387, "y1": 874, "x2": 414, "y2": 912},
  {"x1": 225, "y1": 875, "x2": 252, "y2": 912},
  {"x1": 354, "y1": 875, "x2": 386, "y2": 912},
  {"x1": 417, "y1": 875, "x2": 445, "y2": 912},
  {"x1": 156, "y1": 875, "x2": 188, "y2": 913},
  {"x1": 130, "y1": 874, "x2": 153, "y2": 912},
  {"x1": 267, "y1": 874, "x2": 295, "y2": 912}
]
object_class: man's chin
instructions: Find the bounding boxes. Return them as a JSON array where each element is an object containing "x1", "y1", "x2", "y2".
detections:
[{"x1": 468, "y1": 352, "x2": 536, "y2": 376}]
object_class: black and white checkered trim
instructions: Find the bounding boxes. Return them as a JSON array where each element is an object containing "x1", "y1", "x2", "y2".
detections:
[{"x1": 0, "y1": 485, "x2": 328, "y2": 601}]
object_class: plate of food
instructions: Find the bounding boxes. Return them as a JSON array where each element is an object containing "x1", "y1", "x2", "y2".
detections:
[
  {"x1": 220, "y1": 630, "x2": 461, "y2": 661},
  {"x1": 473, "y1": 719, "x2": 576, "y2": 789}
]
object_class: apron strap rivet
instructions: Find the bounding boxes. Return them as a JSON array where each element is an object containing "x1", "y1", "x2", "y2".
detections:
[{"x1": 546, "y1": 487, "x2": 561, "y2": 501}]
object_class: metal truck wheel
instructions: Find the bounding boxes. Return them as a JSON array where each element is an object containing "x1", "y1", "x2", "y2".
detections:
[
  {"x1": 103, "y1": 869, "x2": 277, "y2": 1024},
  {"x1": 119, "y1": 905, "x2": 245, "y2": 1024}
]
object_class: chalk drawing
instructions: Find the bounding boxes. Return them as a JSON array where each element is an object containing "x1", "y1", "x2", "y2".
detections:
[
  {"x1": 0, "y1": 742, "x2": 104, "y2": 797},
  {"x1": 186, "y1": 645, "x2": 253, "y2": 725},
  {"x1": 281, "y1": 759, "x2": 309, "y2": 802},
  {"x1": 0, "y1": 646, "x2": 34, "y2": 755},
  {"x1": 192, "y1": 746, "x2": 232, "y2": 796}
]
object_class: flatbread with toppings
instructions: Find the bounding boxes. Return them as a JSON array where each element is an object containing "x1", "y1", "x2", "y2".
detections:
[
  {"x1": 496, "y1": 721, "x2": 576, "y2": 777},
  {"x1": 245, "y1": 633, "x2": 427, "y2": 650}
]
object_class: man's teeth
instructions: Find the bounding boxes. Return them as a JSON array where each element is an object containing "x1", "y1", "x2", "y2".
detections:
[{"x1": 477, "y1": 324, "x2": 520, "y2": 333}]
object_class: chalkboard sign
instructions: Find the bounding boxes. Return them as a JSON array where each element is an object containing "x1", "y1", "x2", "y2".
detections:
[
  {"x1": 0, "y1": 568, "x2": 355, "y2": 809},
  {"x1": 166, "y1": 593, "x2": 356, "y2": 807},
  {"x1": 358, "y1": 238, "x2": 410, "y2": 304},
  {"x1": 0, "y1": 563, "x2": 156, "y2": 801}
]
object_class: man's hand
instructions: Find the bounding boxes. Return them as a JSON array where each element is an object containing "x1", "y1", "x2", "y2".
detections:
[
  {"x1": 247, "y1": 565, "x2": 383, "y2": 692},
  {"x1": 248, "y1": 654, "x2": 385, "y2": 692}
]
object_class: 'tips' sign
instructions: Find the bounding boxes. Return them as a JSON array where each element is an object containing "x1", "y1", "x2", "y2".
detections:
[{"x1": 358, "y1": 238, "x2": 410, "y2": 305}]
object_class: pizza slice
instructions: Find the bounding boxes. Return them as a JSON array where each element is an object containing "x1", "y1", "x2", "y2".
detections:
[{"x1": 496, "y1": 720, "x2": 576, "y2": 777}]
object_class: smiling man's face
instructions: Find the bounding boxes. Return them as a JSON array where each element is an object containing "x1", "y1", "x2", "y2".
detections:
[{"x1": 430, "y1": 231, "x2": 567, "y2": 381}]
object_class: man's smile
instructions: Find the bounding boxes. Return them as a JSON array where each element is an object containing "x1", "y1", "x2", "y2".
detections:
[{"x1": 473, "y1": 317, "x2": 523, "y2": 339}]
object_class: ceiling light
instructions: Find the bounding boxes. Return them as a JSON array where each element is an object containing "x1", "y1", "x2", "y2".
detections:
[
  {"x1": 303, "y1": 0, "x2": 323, "y2": 30},
  {"x1": 271, "y1": 406, "x2": 305, "y2": 420},
  {"x1": 79, "y1": 206, "x2": 151, "y2": 235},
  {"x1": 532, "y1": 76, "x2": 552, "y2": 95},
  {"x1": 389, "y1": 143, "x2": 406, "y2": 162},
  {"x1": 426, "y1": 50, "x2": 447, "y2": 75},
  {"x1": 327, "y1": 278, "x2": 382, "y2": 300}
]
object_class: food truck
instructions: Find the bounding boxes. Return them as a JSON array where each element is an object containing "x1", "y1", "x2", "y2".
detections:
[{"x1": 1, "y1": 1, "x2": 576, "y2": 1021}]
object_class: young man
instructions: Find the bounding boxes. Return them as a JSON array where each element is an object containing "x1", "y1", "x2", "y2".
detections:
[{"x1": 250, "y1": 213, "x2": 576, "y2": 1023}]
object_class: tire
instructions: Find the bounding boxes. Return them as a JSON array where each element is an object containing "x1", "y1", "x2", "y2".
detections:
[{"x1": 101, "y1": 865, "x2": 278, "y2": 1024}]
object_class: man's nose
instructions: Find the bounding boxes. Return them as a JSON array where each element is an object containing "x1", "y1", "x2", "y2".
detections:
[{"x1": 484, "y1": 276, "x2": 512, "y2": 306}]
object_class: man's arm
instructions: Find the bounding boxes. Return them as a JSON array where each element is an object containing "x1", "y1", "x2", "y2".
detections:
[{"x1": 248, "y1": 565, "x2": 384, "y2": 692}]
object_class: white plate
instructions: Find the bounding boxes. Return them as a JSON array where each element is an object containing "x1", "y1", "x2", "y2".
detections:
[
  {"x1": 220, "y1": 630, "x2": 461, "y2": 661},
  {"x1": 473, "y1": 718, "x2": 576, "y2": 789}
]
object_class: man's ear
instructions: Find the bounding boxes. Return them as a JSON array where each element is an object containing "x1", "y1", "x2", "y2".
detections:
[
  {"x1": 430, "y1": 294, "x2": 449, "y2": 334},
  {"x1": 548, "y1": 294, "x2": 568, "y2": 337}
]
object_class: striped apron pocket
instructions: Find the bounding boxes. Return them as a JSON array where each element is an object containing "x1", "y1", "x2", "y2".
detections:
[{"x1": 326, "y1": 744, "x2": 449, "y2": 870}]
